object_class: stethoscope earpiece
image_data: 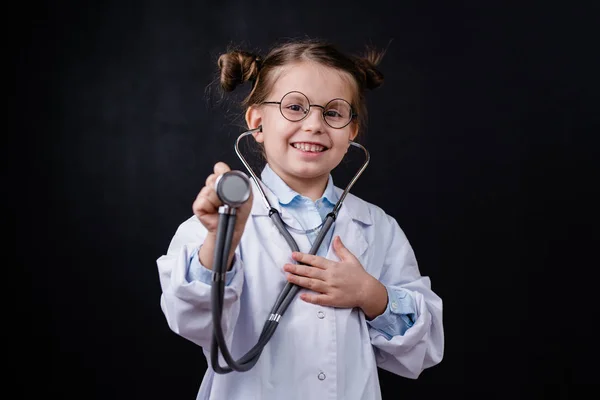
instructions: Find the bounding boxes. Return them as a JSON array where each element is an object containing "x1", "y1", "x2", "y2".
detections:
[{"x1": 211, "y1": 126, "x2": 370, "y2": 375}]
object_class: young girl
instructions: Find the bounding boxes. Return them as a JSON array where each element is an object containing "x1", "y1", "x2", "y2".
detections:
[{"x1": 157, "y1": 39, "x2": 444, "y2": 400}]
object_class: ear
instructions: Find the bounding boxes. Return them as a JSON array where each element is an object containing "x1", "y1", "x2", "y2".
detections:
[
  {"x1": 348, "y1": 122, "x2": 359, "y2": 142},
  {"x1": 349, "y1": 123, "x2": 359, "y2": 141},
  {"x1": 245, "y1": 106, "x2": 264, "y2": 143}
]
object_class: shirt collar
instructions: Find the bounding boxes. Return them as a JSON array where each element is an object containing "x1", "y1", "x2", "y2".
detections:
[
  {"x1": 250, "y1": 170, "x2": 373, "y2": 226},
  {"x1": 260, "y1": 163, "x2": 338, "y2": 206}
]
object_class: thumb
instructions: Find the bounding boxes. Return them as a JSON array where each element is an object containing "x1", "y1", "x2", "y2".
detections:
[
  {"x1": 214, "y1": 161, "x2": 231, "y2": 175},
  {"x1": 333, "y1": 236, "x2": 355, "y2": 261}
]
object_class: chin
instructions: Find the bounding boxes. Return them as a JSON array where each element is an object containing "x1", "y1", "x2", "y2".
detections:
[{"x1": 289, "y1": 165, "x2": 331, "y2": 179}]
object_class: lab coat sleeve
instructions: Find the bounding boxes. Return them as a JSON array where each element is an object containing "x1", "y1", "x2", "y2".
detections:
[
  {"x1": 156, "y1": 216, "x2": 245, "y2": 349},
  {"x1": 368, "y1": 215, "x2": 444, "y2": 379}
]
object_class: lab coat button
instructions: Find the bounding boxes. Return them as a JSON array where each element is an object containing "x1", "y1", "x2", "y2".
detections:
[
  {"x1": 391, "y1": 301, "x2": 398, "y2": 311},
  {"x1": 317, "y1": 311, "x2": 325, "y2": 319},
  {"x1": 318, "y1": 372, "x2": 326, "y2": 380}
]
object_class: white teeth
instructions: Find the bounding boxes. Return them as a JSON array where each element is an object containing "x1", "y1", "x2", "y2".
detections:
[{"x1": 293, "y1": 143, "x2": 325, "y2": 152}]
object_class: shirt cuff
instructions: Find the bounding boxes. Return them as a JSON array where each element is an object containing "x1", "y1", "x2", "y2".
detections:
[
  {"x1": 186, "y1": 246, "x2": 238, "y2": 285},
  {"x1": 366, "y1": 286, "x2": 417, "y2": 339}
]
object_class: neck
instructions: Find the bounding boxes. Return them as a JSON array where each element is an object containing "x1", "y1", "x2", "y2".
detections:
[
  {"x1": 270, "y1": 166, "x2": 329, "y2": 202},
  {"x1": 289, "y1": 177, "x2": 329, "y2": 202}
]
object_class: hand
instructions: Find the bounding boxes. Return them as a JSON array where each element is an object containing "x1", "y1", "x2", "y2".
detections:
[
  {"x1": 283, "y1": 236, "x2": 387, "y2": 318},
  {"x1": 192, "y1": 162, "x2": 253, "y2": 269},
  {"x1": 192, "y1": 162, "x2": 253, "y2": 238}
]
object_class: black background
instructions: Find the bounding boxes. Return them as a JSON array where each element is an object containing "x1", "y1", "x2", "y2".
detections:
[{"x1": 17, "y1": 0, "x2": 598, "y2": 399}]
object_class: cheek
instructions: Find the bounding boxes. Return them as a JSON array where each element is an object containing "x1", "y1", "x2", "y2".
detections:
[
  {"x1": 264, "y1": 120, "x2": 296, "y2": 143},
  {"x1": 261, "y1": 113, "x2": 281, "y2": 132},
  {"x1": 335, "y1": 145, "x2": 350, "y2": 159},
  {"x1": 334, "y1": 131, "x2": 353, "y2": 149}
]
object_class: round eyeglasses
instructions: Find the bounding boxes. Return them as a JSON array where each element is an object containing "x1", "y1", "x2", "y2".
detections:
[{"x1": 261, "y1": 91, "x2": 357, "y2": 129}]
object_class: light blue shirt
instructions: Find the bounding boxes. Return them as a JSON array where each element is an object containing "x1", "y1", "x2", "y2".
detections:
[{"x1": 187, "y1": 164, "x2": 416, "y2": 338}]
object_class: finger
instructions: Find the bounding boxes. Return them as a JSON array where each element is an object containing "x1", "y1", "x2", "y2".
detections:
[
  {"x1": 286, "y1": 274, "x2": 326, "y2": 293},
  {"x1": 198, "y1": 185, "x2": 221, "y2": 209},
  {"x1": 283, "y1": 263, "x2": 325, "y2": 280},
  {"x1": 213, "y1": 162, "x2": 231, "y2": 175},
  {"x1": 193, "y1": 195, "x2": 218, "y2": 216},
  {"x1": 205, "y1": 173, "x2": 217, "y2": 188},
  {"x1": 291, "y1": 252, "x2": 330, "y2": 269},
  {"x1": 332, "y1": 236, "x2": 356, "y2": 261},
  {"x1": 193, "y1": 187, "x2": 220, "y2": 215},
  {"x1": 300, "y1": 292, "x2": 333, "y2": 306}
]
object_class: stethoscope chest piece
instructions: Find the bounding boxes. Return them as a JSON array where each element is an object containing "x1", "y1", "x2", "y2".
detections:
[{"x1": 215, "y1": 170, "x2": 252, "y2": 209}]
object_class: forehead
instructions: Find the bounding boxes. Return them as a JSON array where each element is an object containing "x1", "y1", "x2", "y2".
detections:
[{"x1": 269, "y1": 61, "x2": 356, "y2": 104}]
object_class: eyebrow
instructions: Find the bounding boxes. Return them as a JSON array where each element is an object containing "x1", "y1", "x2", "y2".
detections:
[{"x1": 277, "y1": 92, "x2": 353, "y2": 104}]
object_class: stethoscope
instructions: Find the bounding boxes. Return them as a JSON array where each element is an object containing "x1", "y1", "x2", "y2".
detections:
[{"x1": 210, "y1": 126, "x2": 370, "y2": 374}]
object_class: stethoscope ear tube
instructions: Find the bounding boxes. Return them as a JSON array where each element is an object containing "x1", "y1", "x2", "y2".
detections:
[{"x1": 210, "y1": 128, "x2": 370, "y2": 374}]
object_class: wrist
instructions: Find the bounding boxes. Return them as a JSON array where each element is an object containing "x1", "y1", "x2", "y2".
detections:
[
  {"x1": 198, "y1": 232, "x2": 218, "y2": 269},
  {"x1": 360, "y1": 277, "x2": 388, "y2": 320}
]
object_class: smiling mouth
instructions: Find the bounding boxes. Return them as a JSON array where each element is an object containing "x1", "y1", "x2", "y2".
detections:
[{"x1": 291, "y1": 143, "x2": 328, "y2": 152}]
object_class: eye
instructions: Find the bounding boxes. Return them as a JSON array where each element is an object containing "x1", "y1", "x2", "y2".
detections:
[
  {"x1": 286, "y1": 104, "x2": 307, "y2": 113},
  {"x1": 324, "y1": 109, "x2": 343, "y2": 118}
]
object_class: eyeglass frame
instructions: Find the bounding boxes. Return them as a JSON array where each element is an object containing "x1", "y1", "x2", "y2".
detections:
[{"x1": 260, "y1": 91, "x2": 358, "y2": 129}]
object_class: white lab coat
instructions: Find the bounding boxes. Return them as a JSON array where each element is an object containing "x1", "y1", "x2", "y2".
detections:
[{"x1": 157, "y1": 179, "x2": 444, "y2": 400}]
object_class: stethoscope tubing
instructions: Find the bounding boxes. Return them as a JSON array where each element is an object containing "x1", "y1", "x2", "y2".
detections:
[{"x1": 210, "y1": 126, "x2": 370, "y2": 373}]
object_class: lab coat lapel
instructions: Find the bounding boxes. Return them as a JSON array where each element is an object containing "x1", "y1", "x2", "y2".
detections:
[{"x1": 325, "y1": 191, "x2": 370, "y2": 263}]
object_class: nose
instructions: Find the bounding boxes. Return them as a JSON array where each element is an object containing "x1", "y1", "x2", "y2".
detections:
[{"x1": 301, "y1": 105, "x2": 326, "y2": 133}]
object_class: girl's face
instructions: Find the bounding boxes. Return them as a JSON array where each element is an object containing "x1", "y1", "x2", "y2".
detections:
[{"x1": 246, "y1": 62, "x2": 358, "y2": 195}]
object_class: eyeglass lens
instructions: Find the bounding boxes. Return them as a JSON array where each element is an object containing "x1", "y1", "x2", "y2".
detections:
[{"x1": 279, "y1": 91, "x2": 353, "y2": 129}]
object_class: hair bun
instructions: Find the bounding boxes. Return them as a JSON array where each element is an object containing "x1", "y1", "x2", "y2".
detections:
[
  {"x1": 217, "y1": 51, "x2": 261, "y2": 92},
  {"x1": 356, "y1": 48, "x2": 385, "y2": 90}
]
